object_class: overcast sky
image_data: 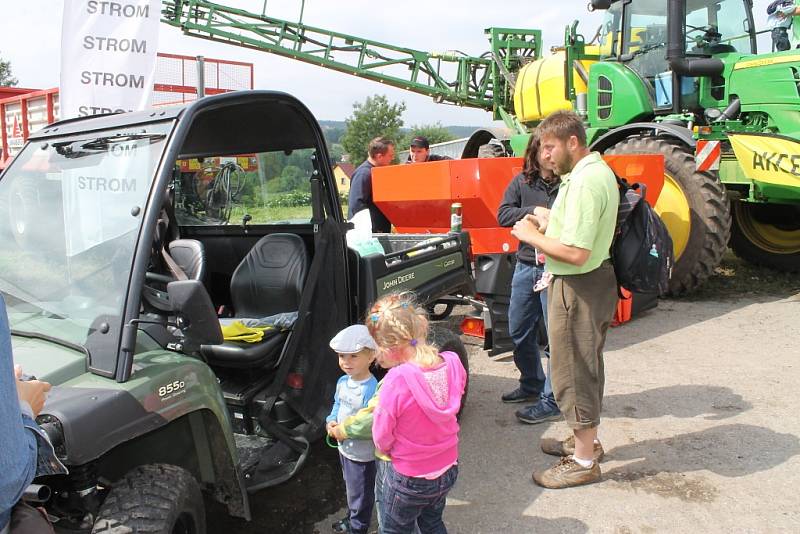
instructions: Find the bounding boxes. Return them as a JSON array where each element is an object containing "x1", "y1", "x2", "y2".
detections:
[{"x1": 0, "y1": 0, "x2": 774, "y2": 127}]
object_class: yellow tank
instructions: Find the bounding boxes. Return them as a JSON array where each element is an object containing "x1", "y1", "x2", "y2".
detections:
[{"x1": 513, "y1": 50, "x2": 595, "y2": 123}]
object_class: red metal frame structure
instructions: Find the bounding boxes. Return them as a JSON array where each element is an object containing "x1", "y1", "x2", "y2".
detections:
[
  {"x1": 152, "y1": 53, "x2": 254, "y2": 106},
  {"x1": 1, "y1": 53, "x2": 254, "y2": 169},
  {"x1": 0, "y1": 88, "x2": 58, "y2": 169}
]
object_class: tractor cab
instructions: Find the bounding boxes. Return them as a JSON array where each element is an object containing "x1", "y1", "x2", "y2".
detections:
[{"x1": 594, "y1": 0, "x2": 755, "y2": 113}]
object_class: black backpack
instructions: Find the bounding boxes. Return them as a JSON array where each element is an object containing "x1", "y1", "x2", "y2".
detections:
[{"x1": 611, "y1": 176, "x2": 674, "y2": 296}]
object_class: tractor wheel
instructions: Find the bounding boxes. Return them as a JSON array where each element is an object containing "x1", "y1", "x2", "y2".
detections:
[
  {"x1": 92, "y1": 464, "x2": 205, "y2": 534},
  {"x1": 426, "y1": 301, "x2": 455, "y2": 321},
  {"x1": 428, "y1": 326, "x2": 469, "y2": 416},
  {"x1": 730, "y1": 201, "x2": 800, "y2": 271},
  {"x1": 606, "y1": 137, "x2": 731, "y2": 295},
  {"x1": 477, "y1": 142, "x2": 506, "y2": 158}
]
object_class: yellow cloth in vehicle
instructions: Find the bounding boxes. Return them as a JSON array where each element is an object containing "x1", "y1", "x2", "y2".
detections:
[{"x1": 220, "y1": 321, "x2": 276, "y2": 343}]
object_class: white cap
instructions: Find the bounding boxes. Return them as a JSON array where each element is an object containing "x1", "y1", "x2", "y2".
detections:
[{"x1": 330, "y1": 325, "x2": 377, "y2": 354}]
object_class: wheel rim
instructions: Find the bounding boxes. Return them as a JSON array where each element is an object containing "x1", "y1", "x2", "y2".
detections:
[
  {"x1": 734, "y1": 202, "x2": 800, "y2": 254},
  {"x1": 654, "y1": 173, "x2": 691, "y2": 260}
]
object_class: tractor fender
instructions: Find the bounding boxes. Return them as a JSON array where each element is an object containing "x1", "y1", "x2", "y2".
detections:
[
  {"x1": 590, "y1": 122, "x2": 695, "y2": 153},
  {"x1": 461, "y1": 128, "x2": 510, "y2": 158}
]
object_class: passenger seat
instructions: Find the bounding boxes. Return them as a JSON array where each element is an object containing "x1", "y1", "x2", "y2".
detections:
[{"x1": 201, "y1": 234, "x2": 309, "y2": 369}]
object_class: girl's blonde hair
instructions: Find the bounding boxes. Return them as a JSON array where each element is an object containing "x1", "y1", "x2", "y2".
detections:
[{"x1": 366, "y1": 292, "x2": 441, "y2": 368}]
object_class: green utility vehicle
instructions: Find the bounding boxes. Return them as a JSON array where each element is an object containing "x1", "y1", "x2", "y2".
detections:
[
  {"x1": 161, "y1": 0, "x2": 800, "y2": 294},
  {"x1": 0, "y1": 91, "x2": 472, "y2": 532}
]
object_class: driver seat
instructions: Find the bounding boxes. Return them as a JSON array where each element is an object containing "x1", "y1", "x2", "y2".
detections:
[
  {"x1": 201, "y1": 233, "x2": 309, "y2": 369},
  {"x1": 168, "y1": 239, "x2": 207, "y2": 281},
  {"x1": 142, "y1": 239, "x2": 206, "y2": 313}
]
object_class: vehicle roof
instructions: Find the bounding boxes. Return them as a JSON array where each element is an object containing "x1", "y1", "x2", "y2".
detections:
[
  {"x1": 29, "y1": 106, "x2": 184, "y2": 139},
  {"x1": 28, "y1": 90, "x2": 322, "y2": 148}
]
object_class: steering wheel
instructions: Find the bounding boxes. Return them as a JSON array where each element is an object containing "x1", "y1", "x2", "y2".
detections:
[
  {"x1": 686, "y1": 24, "x2": 711, "y2": 34},
  {"x1": 686, "y1": 24, "x2": 721, "y2": 45}
]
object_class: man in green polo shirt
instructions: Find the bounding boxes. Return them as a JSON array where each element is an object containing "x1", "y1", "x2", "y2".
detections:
[{"x1": 511, "y1": 110, "x2": 618, "y2": 489}]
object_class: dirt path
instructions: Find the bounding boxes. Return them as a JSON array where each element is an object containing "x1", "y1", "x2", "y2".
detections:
[
  {"x1": 210, "y1": 285, "x2": 800, "y2": 532},
  {"x1": 441, "y1": 291, "x2": 800, "y2": 532}
]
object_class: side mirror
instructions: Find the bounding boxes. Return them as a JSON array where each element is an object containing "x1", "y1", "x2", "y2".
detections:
[
  {"x1": 167, "y1": 280, "x2": 223, "y2": 350},
  {"x1": 589, "y1": 0, "x2": 612, "y2": 11}
]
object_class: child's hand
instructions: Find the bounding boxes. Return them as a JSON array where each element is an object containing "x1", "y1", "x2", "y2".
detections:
[
  {"x1": 331, "y1": 425, "x2": 347, "y2": 441},
  {"x1": 512, "y1": 214, "x2": 542, "y2": 244},
  {"x1": 326, "y1": 421, "x2": 338, "y2": 437}
]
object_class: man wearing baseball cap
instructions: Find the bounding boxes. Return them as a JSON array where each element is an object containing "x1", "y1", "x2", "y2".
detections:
[{"x1": 407, "y1": 136, "x2": 452, "y2": 164}]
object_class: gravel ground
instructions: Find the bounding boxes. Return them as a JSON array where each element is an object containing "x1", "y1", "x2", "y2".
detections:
[{"x1": 209, "y1": 269, "x2": 800, "y2": 533}]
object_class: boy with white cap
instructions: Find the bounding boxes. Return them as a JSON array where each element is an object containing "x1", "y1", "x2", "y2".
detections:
[{"x1": 326, "y1": 325, "x2": 378, "y2": 534}]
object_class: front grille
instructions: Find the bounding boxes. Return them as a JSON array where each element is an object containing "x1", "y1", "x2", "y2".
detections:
[{"x1": 598, "y1": 75, "x2": 612, "y2": 120}]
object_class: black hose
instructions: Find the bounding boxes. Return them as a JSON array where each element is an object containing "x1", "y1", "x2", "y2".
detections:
[{"x1": 666, "y1": 0, "x2": 724, "y2": 77}]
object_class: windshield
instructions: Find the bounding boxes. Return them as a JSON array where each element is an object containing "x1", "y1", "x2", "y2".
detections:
[
  {"x1": 598, "y1": 3, "x2": 623, "y2": 58},
  {"x1": 174, "y1": 147, "x2": 321, "y2": 227},
  {"x1": 606, "y1": 0, "x2": 754, "y2": 59},
  {"x1": 686, "y1": 0, "x2": 754, "y2": 55},
  {"x1": 0, "y1": 122, "x2": 171, "y2": 347}
]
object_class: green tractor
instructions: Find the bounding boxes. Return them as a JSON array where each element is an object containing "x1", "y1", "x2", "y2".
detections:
[
  {"x1": 161, "y1": 0, "x2": 800, "y2": 295},
  {"x1": 507, "y1": 0, "x2": 800, "y2": 293}
]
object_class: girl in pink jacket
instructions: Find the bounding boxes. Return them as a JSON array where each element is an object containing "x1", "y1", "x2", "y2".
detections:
[{"x1": 369, "y1": 293, "x2": 467, "y2": 534}]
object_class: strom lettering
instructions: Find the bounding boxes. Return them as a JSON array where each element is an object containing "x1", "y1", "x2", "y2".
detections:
[
  {"x1": 86, "y1": 1, "x2": 150, "y2": 18},
  {"x1": 109, "y1": 144, "x2": 138, "y2": 157},
  {"x1": 78, "y1": 176, "x2": 137, "y2": 192},
  {"x1": 83, "y1": 36, "x2": 147, "y2": 54},
  {"x1": 80, "y1": 71, "x2": 145, "y2": 88},
  {"x1": 78, "y1": 105, "x2": 132, "y2": 116}
]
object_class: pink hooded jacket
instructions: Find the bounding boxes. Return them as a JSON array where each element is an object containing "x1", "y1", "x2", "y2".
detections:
[{"x1": 372, "y1": 351, "x2": 467, "y2": 477}]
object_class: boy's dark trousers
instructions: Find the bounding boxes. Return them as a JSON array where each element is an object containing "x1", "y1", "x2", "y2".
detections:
[
  {"x1": 773, "y1": 27, "x2": 791, "y2": 51},
  {"x1": 340, "y1": 453, "x2": 377, "y2": 534}
]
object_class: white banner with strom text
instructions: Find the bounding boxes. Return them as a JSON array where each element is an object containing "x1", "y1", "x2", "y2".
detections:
[{"x1": 60, "y1": 0, "x2": 160, "y2": 119}]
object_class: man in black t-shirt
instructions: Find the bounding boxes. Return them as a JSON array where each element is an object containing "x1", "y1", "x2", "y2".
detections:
[{"x1": 348, "y1": 137, "x2": 395, "y2": 233}]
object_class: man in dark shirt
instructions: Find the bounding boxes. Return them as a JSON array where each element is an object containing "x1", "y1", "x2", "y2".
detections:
[
  {"x1": 348, "y1": 137, "x2": 396, "y2": 233},
  {"x1": 497, "y1": 134, "x2": 561, "y2": 425},
  {"x1": 405, "y1": 136, "x2": 451, "y2": 164}
]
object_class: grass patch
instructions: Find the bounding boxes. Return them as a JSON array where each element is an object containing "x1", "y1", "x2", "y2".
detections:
[{"x1": 229, "y1": 202, "x2": 347, "y2": 224}]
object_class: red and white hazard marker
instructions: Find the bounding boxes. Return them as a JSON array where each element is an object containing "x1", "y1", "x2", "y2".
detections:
[
  {"x1": 695, "y1": 140, "x2": 721, "y2": 171},
  {"x1": 11, "y1": 115, "x2": 22, "y2": 139}
]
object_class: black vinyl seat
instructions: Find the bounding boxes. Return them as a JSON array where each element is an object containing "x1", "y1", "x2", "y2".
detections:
[
  {"x1": 142, "y1": 239, "x2": 206, "y2": 313},
  {"x1": 169, "y1": 239, "x2": 206, "y2": 281},
  {"x1": 201, "y1": 233, "x2": 309, "y2": 369}
]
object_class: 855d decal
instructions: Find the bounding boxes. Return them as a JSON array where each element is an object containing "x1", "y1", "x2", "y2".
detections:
[{"x1": 158, "y1": 380, "x2": 186, "y2": 401}]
